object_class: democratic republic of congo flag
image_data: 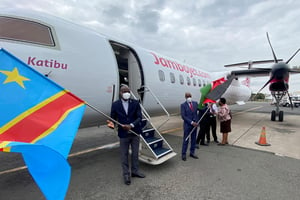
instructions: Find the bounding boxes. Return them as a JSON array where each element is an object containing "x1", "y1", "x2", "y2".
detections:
[
  {"x1": 0, "y1": 48, "x2": 86, "y2": 200},
  {"x1": 198, "y1": 77, "x2": 226, "y2": 109}
]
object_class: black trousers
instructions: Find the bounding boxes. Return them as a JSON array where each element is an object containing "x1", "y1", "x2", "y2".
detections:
[
  {"x1": 196, "y1": 122, "x2": 209, "y2": 144},
  {"x1": 208, "y1": 116, "x2": 218, "y2": 141},
  {"x1": 119, "y1": 135, "x2": 140, "y2": 176}
]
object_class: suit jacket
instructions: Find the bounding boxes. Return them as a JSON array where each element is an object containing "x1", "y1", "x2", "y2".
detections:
[
  {"x1": 181, "y1": 101, "x2": 199, "y2": 130},
  {"x1": 198, "y1": 105, "x2": 210, "y2": 125},
  {"x1": 110, "y1": 99, "x2": 142, "y2": 138}
]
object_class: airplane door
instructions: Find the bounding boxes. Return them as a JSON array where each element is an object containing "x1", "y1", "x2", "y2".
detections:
[
  {"x1": 128, "y1": 52, "x2": 142, "y2": 98},
  {"x1": 110, "y1": 41, "x2": 144, "y2": 101}
]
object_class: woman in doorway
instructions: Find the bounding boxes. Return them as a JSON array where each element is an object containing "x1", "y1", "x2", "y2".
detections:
[{"x1": 217, "y1": 97, "x2": 231, "y2": 145}]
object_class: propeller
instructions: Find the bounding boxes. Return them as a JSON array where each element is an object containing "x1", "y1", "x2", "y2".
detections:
[
  {"x1": 286, "y1": 48, "x2": 300, "y2": 64},
  {"x1": 256, "y1": 74, "x2": 274, "y2": 95},
  {"x1": 266, "y1": 32, "x2": 279, "y2": 63}
]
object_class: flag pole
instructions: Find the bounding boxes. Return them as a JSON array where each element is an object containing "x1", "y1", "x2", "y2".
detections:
[
  {"x1": 84, "y1": 101, "x2": 140, "y2": 137},
  {"x1": 185, "y1": 107, "x2": 210, "y2": 142}
]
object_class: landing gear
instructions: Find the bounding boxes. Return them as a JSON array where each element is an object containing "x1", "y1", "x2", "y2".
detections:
[
  {"x1": 278, "y1": 111, "x2": 284, "y2": 122},
  {"x1": 271, "y1": 91, "x2": 286, "y2": 122},
  {"x1": 271, "y1": 110, "x2": 284, "y2": 122},
  {"x1": 271, "y1": 110, "x2": 276, "y2": 121}
]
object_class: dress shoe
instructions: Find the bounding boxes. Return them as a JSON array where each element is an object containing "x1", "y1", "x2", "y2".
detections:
[
  {"x1": 200, "y1": 143, "x2": 208, "y2": 146},
  {"x1": 182, "y1": 155, "x2": 186, "y2": 161},
  {"x1": 214, "y1": 140, "x2": 219, "y2": 143},
  {"x1": 206, "y1": 140, "x2": 210, "y2": 143},
  {"x1": 124, "y1": 175, "x2": 131, "y2": 185},
  {"x1": 132, "y1": 172, "x2": 145, "y2": 178},
  {"x1": 190, "y1": 154, "x2": 199, "y2": 159}
]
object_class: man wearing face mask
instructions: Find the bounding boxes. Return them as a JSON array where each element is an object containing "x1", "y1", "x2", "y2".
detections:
[
  {"x1": 180, "y1": 92, "x2": 199, "y2": 161},
  {"x1": 110, "y1": 85, "x2": 145, "y2": 185}
]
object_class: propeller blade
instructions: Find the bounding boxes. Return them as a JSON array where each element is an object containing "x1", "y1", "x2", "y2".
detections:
[
  {"x1": 206, "y1": 75, "x2": 235, "y2": 100},
  {"x1": 286, "y1": 48, "x2": 300, "y2": 64},
  {"x1": 256, "y1": 75, "x2": 274, "y2": 94},
  {"x1": 266, "y1": 32, "x2": 278, "y2": 63}
]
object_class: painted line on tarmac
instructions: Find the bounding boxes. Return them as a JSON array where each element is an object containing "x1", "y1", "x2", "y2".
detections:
[
  {"x1": 161, "y1": 127, "x2": 182, "y2": 134},
  {"x1": 233, "y1": 106, "x2": 263, "y2": 116},
  {"x1": 231, "y1": 106, "x2": 265, "y2": 145},
  {"x1": 0, "y1": 142, "x2": 120, "y2": 176}
]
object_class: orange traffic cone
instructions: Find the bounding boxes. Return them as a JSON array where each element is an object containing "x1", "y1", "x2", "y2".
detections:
[{"x1": 255, "y1": 127, "x2": 271, "y2": 146}]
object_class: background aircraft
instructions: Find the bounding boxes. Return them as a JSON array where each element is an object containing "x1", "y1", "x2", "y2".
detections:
[{"x1": 225, "y1": 33, "x2": 300, "y2": 122}]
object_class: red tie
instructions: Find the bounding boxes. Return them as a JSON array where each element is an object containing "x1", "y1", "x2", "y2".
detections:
[{"x1": 189, "y1": 102, "x2": 193, "y2": 110}]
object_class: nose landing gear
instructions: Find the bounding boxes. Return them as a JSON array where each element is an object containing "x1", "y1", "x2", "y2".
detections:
[{"x1": 271, "y1": 110, "x2": 283, "y2": 122}]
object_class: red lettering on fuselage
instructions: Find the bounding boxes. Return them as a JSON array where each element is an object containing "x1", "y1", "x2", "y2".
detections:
[
  {"x1": 27, "y1": 57, "x2": 68, "y2": 70},
  {"x1": 150, "y1": 52, "x2": 210, "y2": 78}
]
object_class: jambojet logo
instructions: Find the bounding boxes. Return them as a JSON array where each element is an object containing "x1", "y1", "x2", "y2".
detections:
[
  {"x1": 151, "y1": 52, "x2": 210, "y2": 79},
  {"x1": 27, "y1": 57, "x2": 68, "y2": 70}
]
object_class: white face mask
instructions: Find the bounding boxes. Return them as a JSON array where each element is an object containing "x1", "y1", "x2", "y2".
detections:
[
  {"x1": 122, "y1": 92, "x2": 131, "y2": 100},
  {"x1": 186, "y1": 97, "x2": 192, "y2": 102}
]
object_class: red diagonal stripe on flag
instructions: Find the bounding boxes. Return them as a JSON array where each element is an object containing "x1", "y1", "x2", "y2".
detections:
[{"x1": 0, "y1": 92, "x2": 83, "y2": 143}]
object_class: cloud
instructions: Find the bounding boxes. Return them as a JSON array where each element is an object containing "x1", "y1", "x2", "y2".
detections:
[{"x1": 1, "y1": 0, "x2": 300, "y2": 92}]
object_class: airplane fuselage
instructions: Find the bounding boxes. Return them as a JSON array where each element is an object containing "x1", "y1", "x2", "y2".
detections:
[{"x1": 0, "y1": 9, "x2": 251, "y2": 127}]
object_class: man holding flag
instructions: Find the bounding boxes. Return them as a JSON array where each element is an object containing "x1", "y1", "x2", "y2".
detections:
[{"x1": 180, "y1": 92, "x2": 199, "y2": 161}]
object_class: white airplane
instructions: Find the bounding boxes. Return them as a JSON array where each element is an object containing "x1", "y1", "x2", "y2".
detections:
[{"x1": 0, "y1": 9, "x2": 251, "y2": 164}]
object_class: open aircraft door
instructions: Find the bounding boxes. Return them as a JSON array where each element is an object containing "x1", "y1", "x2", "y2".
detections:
[{"x1": 109, "y1": 41, "x2": 176, "y2": 165}]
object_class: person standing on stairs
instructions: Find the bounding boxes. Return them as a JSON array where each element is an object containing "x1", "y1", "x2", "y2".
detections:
[{"x1": 110, "y1": 85, "x2": 145, "y2": 185}]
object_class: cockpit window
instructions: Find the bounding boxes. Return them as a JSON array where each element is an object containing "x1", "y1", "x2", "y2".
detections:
[{"x1": 0, "y1": 16, "x2": 55, "y2": 46}]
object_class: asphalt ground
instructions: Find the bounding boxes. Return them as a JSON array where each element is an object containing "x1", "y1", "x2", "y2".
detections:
[{"x1": 1, "y1": 102, "x2": 300, "y2": 200}]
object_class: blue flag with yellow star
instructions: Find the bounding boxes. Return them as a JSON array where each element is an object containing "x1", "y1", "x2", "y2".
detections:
[{"x1": 0, "y1": 48, "x2": 86, "y2": 200}]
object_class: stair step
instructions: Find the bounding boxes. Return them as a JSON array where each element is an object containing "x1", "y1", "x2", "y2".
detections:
[
  {"x1": 142, "y1": 128, "x2": 155, "y2": 138},
  {"x1": 149, "y1": 140, "x2": 163, "y2": 149},
  {"x1": 153, "y1": 148, "x2": 172, "y2": 158},
  {"x1": 145, "y1": 137, "x2": 162, "y2": 145},
  {"x1": 141, "y1": 119, "x2": 148, "y2": 129}
]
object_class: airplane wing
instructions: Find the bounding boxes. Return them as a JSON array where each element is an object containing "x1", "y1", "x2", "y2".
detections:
[{"x1": 230, "y1": 68, "x2": 271, "y2": 77}]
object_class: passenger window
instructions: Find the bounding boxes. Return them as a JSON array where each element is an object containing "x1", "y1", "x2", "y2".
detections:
[
  {"x1": 0, "y1": 16, "x2": 55, "y2": 46},
  {"x1": 193, "y1": 78, "x2": 196, "y2": 86},
  {"x1": 158, "y1": 70, "x2": 165, "y2": 82},
  {"x1": 170, "y1": 72, "x2": 175, "y2": 83},
  {"x1": 198, "y1": 79, "x2": 202, "y2": 87},
  {"x1": 186, "y1": 77, "x2": 191, "y2": 86},
  {"x1": 179, "y1": 75, "x2": 184, "y2": 85}
]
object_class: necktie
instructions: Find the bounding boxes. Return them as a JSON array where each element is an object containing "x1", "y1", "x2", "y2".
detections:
[{"x1": 189, "y1": 102, "x2": 193, "y2": 110}]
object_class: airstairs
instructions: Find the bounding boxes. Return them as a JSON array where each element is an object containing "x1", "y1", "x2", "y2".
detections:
[{"x1": 131, "y1": 87, "x2": 177, "y2": 165}]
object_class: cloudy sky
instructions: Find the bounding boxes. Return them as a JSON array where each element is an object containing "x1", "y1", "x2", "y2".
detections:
[{"x1": 1, "y1": 0, "x2": 300, "y2": 93}]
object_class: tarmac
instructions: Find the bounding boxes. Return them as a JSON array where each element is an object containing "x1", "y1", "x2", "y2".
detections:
[{"x1": 1, "y1": 102, "x2": 300, "y2": 200}]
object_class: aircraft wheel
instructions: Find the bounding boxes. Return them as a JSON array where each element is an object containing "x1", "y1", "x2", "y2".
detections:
[
  {"x1": 278, "y1": 111, "x2": 284, "y2": 122},
  {"x1": 271, "y1": 110, "x2": 276, "y2": 121}
]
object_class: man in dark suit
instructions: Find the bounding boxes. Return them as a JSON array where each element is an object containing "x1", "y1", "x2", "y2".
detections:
[
  {"x1": 196, "y1": 103, "x2": 210, "y2": 147},
  {"x1": 110, "y1": 85, "x2": 145, "y2": 185},
  {"x1": 180, "y1": 92, "x2": 199, "y2": 161}
]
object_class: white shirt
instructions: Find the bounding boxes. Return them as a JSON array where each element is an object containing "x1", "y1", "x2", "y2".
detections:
[{"x1": 121, "y1": 99, "x2": 129, "y2": 115}]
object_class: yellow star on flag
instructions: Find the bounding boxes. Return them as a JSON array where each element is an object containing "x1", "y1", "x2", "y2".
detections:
[{"x1": 0, "y1": 67, "x2": 30, "y2": 88}]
